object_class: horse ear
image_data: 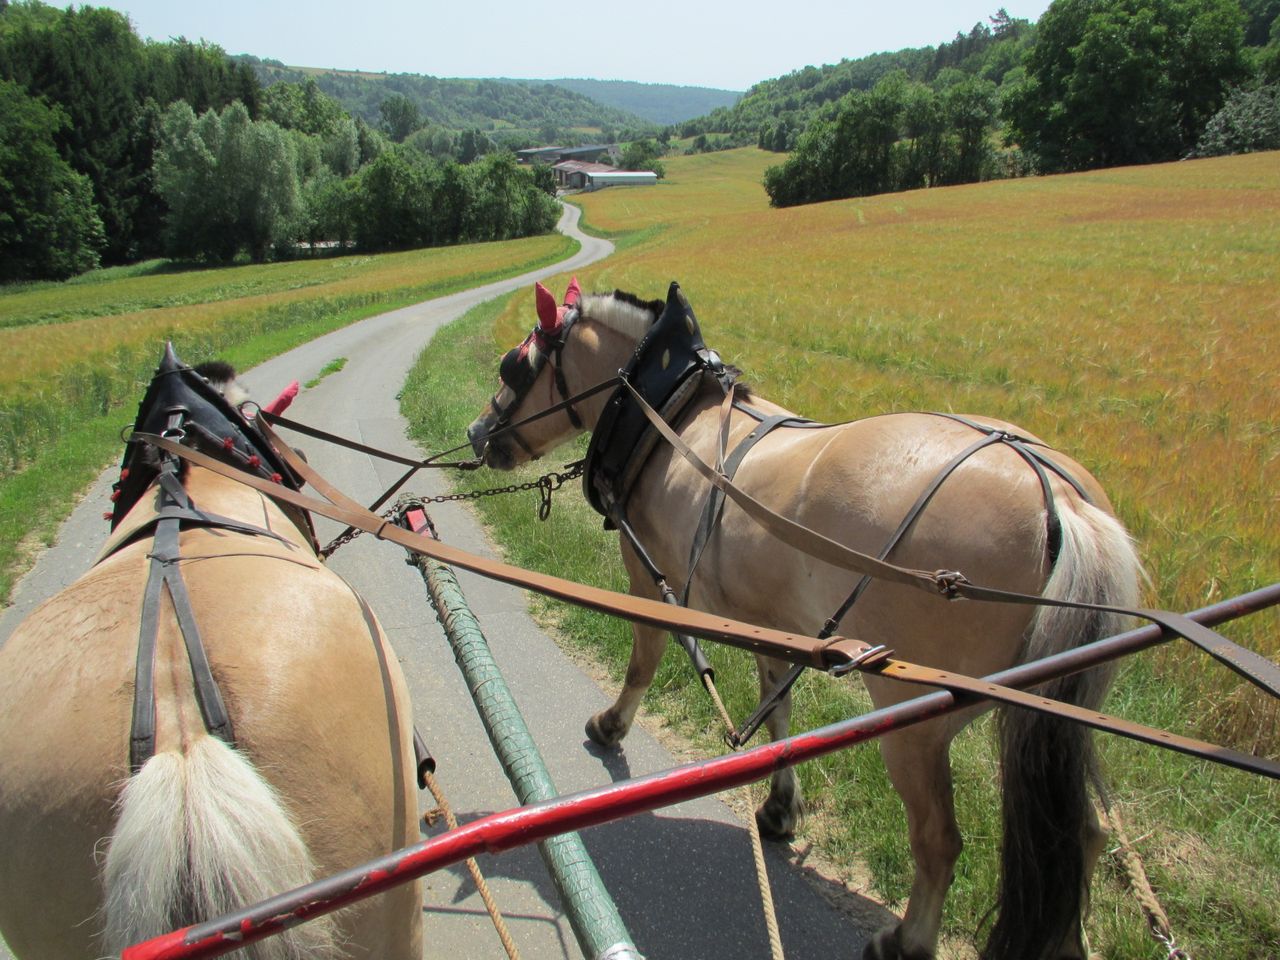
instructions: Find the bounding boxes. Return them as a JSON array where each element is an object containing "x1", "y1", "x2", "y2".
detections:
[
  {"x1": 536, "y1": 282, "x2": 559, "y2": 330},
  {"x1": 564, "y1": 276, "x2": 581, "y2": 308}
]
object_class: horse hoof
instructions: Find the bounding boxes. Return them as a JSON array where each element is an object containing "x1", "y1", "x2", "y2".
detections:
[
  {"x1": 584, "y1": 713, "x2": 626, "y2": 748},
  {"x1": 754, "y1": 806, "x2": 795, "y2": 843},
  {"x1": 862, "y1": 926, "x2": 931, "y2": 960}
]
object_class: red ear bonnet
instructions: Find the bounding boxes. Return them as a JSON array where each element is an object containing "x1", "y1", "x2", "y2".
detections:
[{"x1": 536, "y1": 282, "x2": 559, "y2": 333}]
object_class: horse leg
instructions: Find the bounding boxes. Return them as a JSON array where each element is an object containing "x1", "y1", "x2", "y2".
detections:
[
  {"x1": 863, "y1": 726, "x2": 961, "y2": 960},
  {"x1": 754, "y1": 655, "x2": 804, "y2": 840},
  {"x1": 585, "y1": 619, "x2": 666, "y2": 748}
]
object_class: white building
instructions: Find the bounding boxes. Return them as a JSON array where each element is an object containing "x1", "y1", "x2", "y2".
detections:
[{"x1": 584, "y1": 170, "x2": 659, "y2": 191}]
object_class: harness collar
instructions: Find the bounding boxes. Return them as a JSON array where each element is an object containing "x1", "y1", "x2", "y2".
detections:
[
  {"x1": 111, "y1": 343, "x2": 304, "y2": 531},
  {"x1": 583, "y1": 281, "x2": 732, "y2": 522}
]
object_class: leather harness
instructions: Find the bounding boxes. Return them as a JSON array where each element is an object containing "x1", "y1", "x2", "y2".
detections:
[
  {"x1": 125, "y1": 304, "x2": 1280, "y2": 780},
  {"x1": 110, "y1": 346, "x2": 435, "y2": 783}
]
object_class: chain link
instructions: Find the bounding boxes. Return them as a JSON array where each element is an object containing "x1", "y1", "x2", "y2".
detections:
[{"x1": 320, "y1": 461, "x2": 585, "y2": 558}]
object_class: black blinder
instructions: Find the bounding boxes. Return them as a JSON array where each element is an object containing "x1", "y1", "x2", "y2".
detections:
[{"x1": 499, "y1": 346, "x2": 536, "y2": 393}]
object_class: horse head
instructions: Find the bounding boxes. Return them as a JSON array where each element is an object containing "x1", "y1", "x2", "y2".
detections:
[{"x1": 467, "y1": 278, "x2": 665, "y2": 470}]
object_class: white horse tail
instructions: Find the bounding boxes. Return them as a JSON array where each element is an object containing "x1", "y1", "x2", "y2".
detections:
[
  {"x1": 103, "y1": 736, "x2": 339, "y2": 959},
  {"x1": 985, "y1": 499, "x2": 1143, "y2": 960}
]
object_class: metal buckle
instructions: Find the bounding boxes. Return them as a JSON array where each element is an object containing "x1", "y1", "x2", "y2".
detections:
[{"x1": 830, "y1": 643, "x2": 892, "y2": 676}]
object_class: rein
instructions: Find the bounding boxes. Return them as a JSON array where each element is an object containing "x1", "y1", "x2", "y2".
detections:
[{"x1": 133, "y1": 430, "x2": 1280, "y2": 781}]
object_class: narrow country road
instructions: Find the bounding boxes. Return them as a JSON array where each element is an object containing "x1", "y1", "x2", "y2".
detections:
[{"x1": 1, "y1": 205, "x2": 886, "y2": 959}]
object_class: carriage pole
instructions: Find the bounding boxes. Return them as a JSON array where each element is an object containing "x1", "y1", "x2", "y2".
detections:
[
  {"x1": 121, "y1": 581, "x2": 1279, "y2": 960},
  {"x1": 402, "y1": 508, "x2": 640, "y2": 960}
]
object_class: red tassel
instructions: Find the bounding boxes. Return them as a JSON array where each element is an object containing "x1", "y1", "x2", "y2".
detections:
[
  {"x1": 223, "y1": 436, "x2": 235, "y2": 450},
  {"x1": 270, "y1": 472, "x2": 282, "y2": 484},
  {"x1": 120, "y1": 468, "x2": 130, "y2": 480},
  {"x1": 247, "y1": 455, "x2": 260, "y2": 468},
  {"x1": 109, "y1": 489, "x2": 120, "y2": 502},
  {"x1": 103, "y1": 512, "x2": 114, "y2": 521}
]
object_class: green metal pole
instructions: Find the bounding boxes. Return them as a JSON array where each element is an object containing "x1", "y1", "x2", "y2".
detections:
[{"x1": 413, "y1": 553, "x2": 642, "y2": 960}]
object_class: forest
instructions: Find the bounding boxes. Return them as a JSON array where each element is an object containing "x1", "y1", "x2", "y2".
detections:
[
  {"x1": 669, "y1": 2, "x2": 1280, "y2": 207},
  {"x1": 0, "y1": 1, "x2": 561, "y2": 282}
]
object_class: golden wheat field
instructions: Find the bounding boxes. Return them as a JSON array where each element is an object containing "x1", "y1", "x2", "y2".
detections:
[{"x1": 0, "y1": 235, "x2": 571, "y2": 396}]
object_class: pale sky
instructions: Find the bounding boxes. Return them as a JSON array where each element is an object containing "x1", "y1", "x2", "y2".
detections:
[{"x1": 92, "y1": 1, "x2": 1054, "y2": 91}]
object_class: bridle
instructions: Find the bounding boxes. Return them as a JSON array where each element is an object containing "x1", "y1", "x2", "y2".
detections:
[{"x1": 483, "y1": 304, "x2": 584, "y2": 458}]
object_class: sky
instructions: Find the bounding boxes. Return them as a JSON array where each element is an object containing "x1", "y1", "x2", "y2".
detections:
[{"x1": 91, "y1": 1, "x2": 1055, "y2": 91}]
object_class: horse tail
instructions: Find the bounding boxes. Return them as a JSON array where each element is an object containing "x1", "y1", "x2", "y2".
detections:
[
  {"x1": 984, "y1": 499, "x2": 1142, "y2": 960},
  {"x1": 103, "y1": 736, "x2": 339, "y2": 959}
]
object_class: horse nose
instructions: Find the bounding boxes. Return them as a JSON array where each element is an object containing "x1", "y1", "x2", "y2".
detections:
[{"x1": 466, "y1": 422, "x2": 488, "y2": 459}]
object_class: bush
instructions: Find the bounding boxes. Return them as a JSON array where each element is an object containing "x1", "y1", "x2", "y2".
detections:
[{"x1": 1192, "y1": 83, "x2": 1280, "y2": 156}]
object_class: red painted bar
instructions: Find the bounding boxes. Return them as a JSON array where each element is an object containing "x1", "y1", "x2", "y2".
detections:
[{"x1": 122, "y1": 582, "x2": 1280, "y2": 960}]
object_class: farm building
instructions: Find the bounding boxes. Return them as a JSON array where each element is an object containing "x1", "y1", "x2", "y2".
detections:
[
  {"x1": 552, "y1": 160, "x2": 617, "y2": 189},
  {"x1": 584, "y1": 170, "x2": 659, "y2": 191}
]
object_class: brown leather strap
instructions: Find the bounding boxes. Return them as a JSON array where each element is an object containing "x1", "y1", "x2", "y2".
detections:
[
  {"x1": 136, "y1": 433, "x2": 861, "y2": 670},
  {"x1": 873, "y1": 659, "x2": 1280, "y2": 778},
  {"x1": 133, "y1": 433, "x2": 1280, "y2": 780}
]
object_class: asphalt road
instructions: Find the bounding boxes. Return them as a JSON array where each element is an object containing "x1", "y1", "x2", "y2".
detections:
[{"x1": 0, "y1": 205, "x2": 887, "y2": 959}]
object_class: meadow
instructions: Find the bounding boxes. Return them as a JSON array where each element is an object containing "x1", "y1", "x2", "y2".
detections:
[
  {"x1": 0, "y1": 233, "x2": 575, "y2": 601},
  {"x1": 401, "y1": 148, "x2": 1280, "y2": 958}
]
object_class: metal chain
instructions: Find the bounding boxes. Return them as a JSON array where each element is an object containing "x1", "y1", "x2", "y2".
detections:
[{"x1": 320, "y1": 462, "x2": 585, "y2": 558}]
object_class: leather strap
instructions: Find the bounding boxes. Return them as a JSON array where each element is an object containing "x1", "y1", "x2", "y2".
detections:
[
  {"x1": 133, "y1": 433, "x2": 1280, "y2": 780},
  {"x1": 619, "y1": 381, "x2": 1280, "y2": 701},
  {"x1": 130, "y1": 468, "x2": 235, "y2": 771}
]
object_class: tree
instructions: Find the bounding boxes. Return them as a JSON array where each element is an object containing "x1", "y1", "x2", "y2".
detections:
[
  {"x1": 619, "y1": 138, "x2": 666, "y2": 178},
  {"x1": 1004, "y1": 0, "x2": 1249, "y2": 172},
  {"x1": 457, "y1": 128, "x2": 494, "y2": 164},
  {"x1": 0, "y1": 79, "x2": 104, "y2": 281},
  {"x1": 379, "y1": 93, "x2": 422, "y2": 142},
  {"x1": 153, "y1": 100, "x2": 299, "y2": 262},
  {"x1": 1191, "y1": 82, "x2": 1280, "y2": 155}
]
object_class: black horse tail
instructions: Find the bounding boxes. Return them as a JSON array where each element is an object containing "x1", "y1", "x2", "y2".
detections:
[{"x1": 983, "y1": 500, "x2": 1142, "y2": 960}]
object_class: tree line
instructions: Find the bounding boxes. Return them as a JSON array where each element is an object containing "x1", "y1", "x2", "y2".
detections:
[
  {"x1": 685, "y1": 2, "x2": 1280, "y2": 208},
  {"x1": 0, "y1": 1, "x2": 559, "y2": 283}
]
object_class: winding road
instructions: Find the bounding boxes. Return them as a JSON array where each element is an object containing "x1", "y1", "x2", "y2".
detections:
[{"x1": 0, "y1": 204, "x2": 886, "y2": 959}]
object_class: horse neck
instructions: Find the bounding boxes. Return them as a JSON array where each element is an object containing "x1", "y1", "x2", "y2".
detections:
[{"x1": 566, "y1": 318, "x2": 645, "y2": 430}]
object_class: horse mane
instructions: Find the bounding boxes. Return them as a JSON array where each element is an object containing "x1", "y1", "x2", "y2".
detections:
[
  {"x1": 578, "y1": 288, "x2": 752, "y2": 398},
  {"x1": 580, "y1": 289, "x2": 665, "y2": 341}
]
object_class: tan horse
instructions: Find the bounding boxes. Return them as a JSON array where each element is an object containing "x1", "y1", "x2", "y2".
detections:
[
  {"x1": 0, "y1": 353, "x2": 422, "y2": 959},
  {"x1": 467, "y1": 281, "x2": 1144, "y2": 960}
]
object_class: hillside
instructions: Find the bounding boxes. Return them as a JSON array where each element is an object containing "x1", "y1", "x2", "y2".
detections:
[
  {"x1": 239, "y1": 57, "x2": 657, "y2": 139},
  {"x1": 530, "y1": 78, "x2": 741, "y2": 126},
  {"x1": 678, "y1": 15, "x2": 1034, "y2": 148}
]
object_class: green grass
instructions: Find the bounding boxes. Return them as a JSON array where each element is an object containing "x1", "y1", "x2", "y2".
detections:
[
  {"x1": 402, "y1": 151, "x2": 1280, "y2": 959},
  {"x1": 304, "y1": 357, "x2": 347, "y2": 388}
]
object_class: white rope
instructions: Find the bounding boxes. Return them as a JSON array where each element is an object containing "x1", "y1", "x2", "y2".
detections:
[{"x1": 704, "y1": 676, "x2": 786, "y2": 960}]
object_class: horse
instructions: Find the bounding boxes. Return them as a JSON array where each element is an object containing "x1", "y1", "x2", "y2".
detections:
[
  {"x1": 466, "y1": 279, "x2": 1144, "y2": 960},
  {"x1": 0, "y1": 346, "x2": 423, "y2": 960}
]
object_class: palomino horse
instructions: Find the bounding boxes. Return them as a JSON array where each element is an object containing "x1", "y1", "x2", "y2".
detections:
[
  {"x1": 467, "y1": 280, "x2": 1144, "y2": 960},
  {"x1": 0, "y1": 347, "x2": 422, "y2": 959}
]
